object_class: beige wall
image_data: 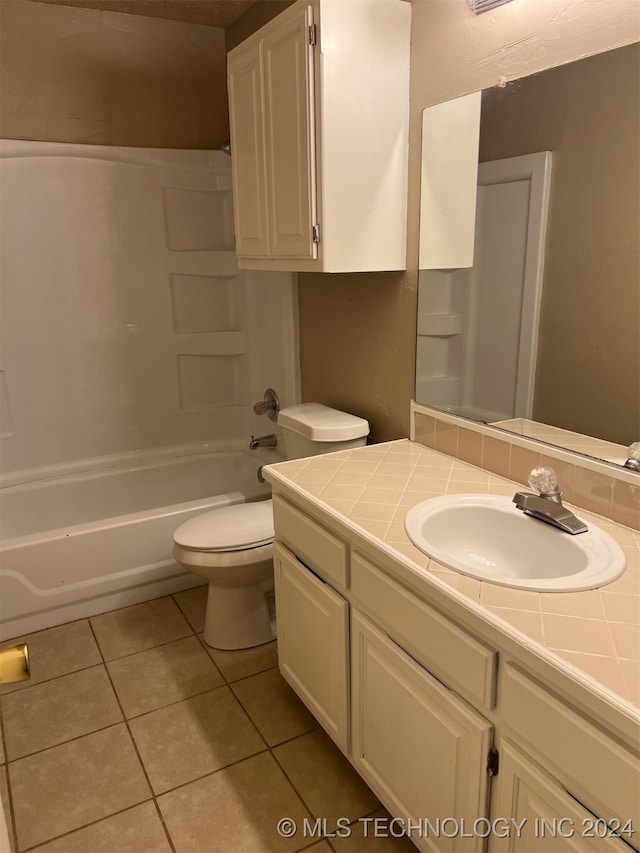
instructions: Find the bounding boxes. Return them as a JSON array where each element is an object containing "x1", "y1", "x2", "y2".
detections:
[
  {"x1": 479, "y1": 45, "x2": 639, "y2": 445},
  {"x1": 0, "y1": 0, "x2": 229, "y2": 148},
  {"x1": 298, "y1": 0, "x2": 640, "y2": 442},
  {"x1": 225, "y1": 0, "x2": 294, "y2": 52}
]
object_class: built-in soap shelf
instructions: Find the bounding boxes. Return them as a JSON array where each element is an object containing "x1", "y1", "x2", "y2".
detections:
[
  {"x1": 417, "y1": 312, "x2": 463, "y2": 337},
  {"x1": 415, "y1": 375, "x2": 461, "y2": 408}
]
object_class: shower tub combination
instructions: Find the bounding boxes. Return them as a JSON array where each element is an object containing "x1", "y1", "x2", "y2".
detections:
[
  {"x1": 0, "y1": 140, "x2": 297, "y2": 641},
  {"x1": 0, "y1": 445, "x2": 274, "y2": 641}
]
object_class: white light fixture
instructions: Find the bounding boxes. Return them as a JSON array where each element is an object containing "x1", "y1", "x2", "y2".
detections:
[{"x1": 467, "y1": 0, "x2": 515, "y2": 13}]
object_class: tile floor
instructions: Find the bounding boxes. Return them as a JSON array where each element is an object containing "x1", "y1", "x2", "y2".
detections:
[{"x1": 0, "y1": 588, "x2": 415, "y2": 853}]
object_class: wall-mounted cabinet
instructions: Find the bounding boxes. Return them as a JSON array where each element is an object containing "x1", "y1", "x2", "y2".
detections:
[{"x1": 227, "y1": 0, "x2": 411, "y2": 273}]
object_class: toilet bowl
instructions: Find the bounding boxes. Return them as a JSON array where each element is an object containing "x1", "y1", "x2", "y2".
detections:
[
  {"x1": 173, "y1": 500, "x2": 276, "y2": 650},
  {"x1": 172, "y1": 403, "x2": 369, "y2": 650}
]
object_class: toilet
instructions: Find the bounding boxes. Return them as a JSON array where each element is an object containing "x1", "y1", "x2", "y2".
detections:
[{"x1": 172, "y1": 404, "x2": 369, "y2": 650}]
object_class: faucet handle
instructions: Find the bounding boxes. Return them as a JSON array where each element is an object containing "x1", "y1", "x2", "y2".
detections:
[
  {"x1": 252, "y1": 388, "x2": 280, "y2": 422},
  {"x1": 528, "y1": 466, "x2": 560, "y2": 498},
  {"x1": 624, "y1": 441, "x2": 640, "y2": 470}
]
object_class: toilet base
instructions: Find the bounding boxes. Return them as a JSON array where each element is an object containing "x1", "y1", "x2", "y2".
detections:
[{"x1": 202, "y1": 579, "x2": 276, "y2": 650}]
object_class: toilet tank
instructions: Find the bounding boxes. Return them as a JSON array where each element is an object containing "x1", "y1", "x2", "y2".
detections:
[{"x1": 278, "y1": 404, "x2": 369, "y2": 460}]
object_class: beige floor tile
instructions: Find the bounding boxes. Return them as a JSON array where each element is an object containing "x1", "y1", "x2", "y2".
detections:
[
  {"x1": 0, "y1": 766, "x2": 15, "y2": 853},
  {"x1": 0, "y1": 620, "x2": 102, "y2": 695},
  {"x1": 129, "y1": 686, "x2": 265, "y2": 793},
  {"x1": 274, "y1": 730, "x2": 380, "y2": 829},
  {"x1": 158, "y1": 752, "x2": 311, "y2": 853},
  {"x1": 232, "y1": 669, "x2": 317, "y2": 746},
  {"x1": 2, "y1": 665, "x2": 122, "y2": 760},
  {"x1": 30, "y1": 802, "x2": 172, "y2": 853},
  {"x1": 9, "y1": 724, "x2": 149, "y2": 850},
  {"x1": 90, "y1": 597, "x2": 192, "y2": 661},
  {"x1": 204, "y1": 638, "x2": 278, "y2": 682},
  {"x1": 107, "y1": 636, "x2": 224, "y2": 718},
  {"x1": 173, "y1": 585, "x2": 208, "y2": 633},
  {"x1": 332, "y1": 808, "x2": 417, "y2": 852}
]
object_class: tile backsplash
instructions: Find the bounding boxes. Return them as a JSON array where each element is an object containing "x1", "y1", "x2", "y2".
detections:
[{"x1": 412, "y1": 403, "x2": 640, "y2": 530}]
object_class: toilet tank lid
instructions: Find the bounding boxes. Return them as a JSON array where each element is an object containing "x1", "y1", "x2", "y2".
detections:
[
  {"x1": 278, "y1": 403, "x2": 369, "y2": 442},
  {"x1": 173, "y1": 499, "x2": 274, "y2": 551}
]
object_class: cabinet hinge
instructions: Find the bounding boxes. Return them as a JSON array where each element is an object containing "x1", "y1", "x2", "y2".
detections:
[
  {"x1": 308, "y1": 24, "x2": 317, "y2": 46},
  {"x1": 487, "y1": 747, "x2": 499, "y2": 777},
  {"x1": 312, "y1": 223, "x2": 320, "y2": 244}
]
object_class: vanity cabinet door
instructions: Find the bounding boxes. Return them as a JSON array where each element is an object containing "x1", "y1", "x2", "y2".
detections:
[
  {"x1": 489, "y1": 741, "x2": 634, "y2": 853},
  {"x1": 273, "y1": 541, "x2": 349, "y2": 751},
  {"x1": 351, "y1": 611, "x2": 493, "y2": 853}
]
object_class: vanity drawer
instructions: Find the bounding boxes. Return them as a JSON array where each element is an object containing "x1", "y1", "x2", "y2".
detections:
[
  {"x1": 502, "y1": 664, "x2": 640, "y2": 831},
  {"x1": 273, "y1": 496, "x2": 348, "y2": 589},
  {"x1": 351, "y1": 552, "x2": 497, "y2": 709}
]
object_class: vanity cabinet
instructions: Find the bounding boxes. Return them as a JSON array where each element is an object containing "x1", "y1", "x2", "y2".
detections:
[
  {"x1": 226, "y1": 0, "x2": 411, "y2": 272},
  {"x1": 489, "y1": 741, "x2": 632, "y2": 852},
  {"x1": 352, "y1": 611, "x2": 492, "y2": 853},
  {"x1": 273, "y1": 541, "x2": 350, "y2": 751},
  {"x1": 270, "y1": 490, "x2": 639, "y2": 853}
]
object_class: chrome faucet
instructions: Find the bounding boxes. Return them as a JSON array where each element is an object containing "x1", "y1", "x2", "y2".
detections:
[
  {"x1": 624, "y1": 441, "x2": 640, "y2": 471},
  {"x1": 513, "y1": 466, "x2": 588, "y2": 535},
  {"x1": 249, "y1": 433, "x2": 278, "y2": 450}
]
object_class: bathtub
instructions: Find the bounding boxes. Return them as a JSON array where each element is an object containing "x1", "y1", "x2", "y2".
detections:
[{"x1": 0, "y1": 444, "x2": 275, "y2": 641}]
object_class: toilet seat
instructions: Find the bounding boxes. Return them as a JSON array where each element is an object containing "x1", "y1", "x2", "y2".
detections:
[{"x1": 173, "y1": 499, "x2": 274, "y2": 554}]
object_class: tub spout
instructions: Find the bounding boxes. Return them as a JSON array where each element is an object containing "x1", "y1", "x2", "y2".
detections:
[{"x1": 249, "y1": 433, "x2": 278, "y2": 450}]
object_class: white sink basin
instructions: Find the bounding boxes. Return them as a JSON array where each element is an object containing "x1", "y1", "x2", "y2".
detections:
[{"x1": 404, "y1": 494, "x2": 626, "y2": 592}]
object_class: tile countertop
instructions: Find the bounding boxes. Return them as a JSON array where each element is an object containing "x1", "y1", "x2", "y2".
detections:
[{"x1": 264, "y1": 439, "x2": 640, "y2": 721}]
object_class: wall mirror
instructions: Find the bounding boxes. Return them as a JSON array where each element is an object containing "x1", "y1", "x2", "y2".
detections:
[{"x1": 415, "y1": 42, "x2": 639, "y2": 467}]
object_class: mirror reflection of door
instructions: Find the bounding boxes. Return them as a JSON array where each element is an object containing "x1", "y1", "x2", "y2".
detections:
[
  {"x1": 416, "y1": 152, "x2": 552, "y2": 423},
  {"x1": 462, "y1": 152, "x2": 552, "y2": 422}
]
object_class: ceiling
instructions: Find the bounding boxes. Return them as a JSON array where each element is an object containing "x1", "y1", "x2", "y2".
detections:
[{"x1": 32, "y1": 0, "x2": 259, "y2": 28}]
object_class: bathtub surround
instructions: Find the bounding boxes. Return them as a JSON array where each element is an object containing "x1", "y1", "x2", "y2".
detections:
[
  {"x1": 0, "y1": 141, "x2": 298, "y2": 641},
  {"x1": 0, "y1": 447, "x2": 277, "y2": 642},
  {"x1": 0, "y1": 142, "x2": 297, "y2": 475}
]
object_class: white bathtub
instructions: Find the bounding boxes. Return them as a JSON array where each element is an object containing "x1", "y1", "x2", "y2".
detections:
[{"x1": 0, "y1": 445, "x2": 274, "y2": 640}]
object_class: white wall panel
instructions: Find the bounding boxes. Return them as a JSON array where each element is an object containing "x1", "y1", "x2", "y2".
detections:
[{"x1": 0, "y1": 141, "x2": 297, "y2": 475}]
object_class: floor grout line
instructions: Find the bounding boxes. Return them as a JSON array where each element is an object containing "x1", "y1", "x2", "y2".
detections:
[
  {"x1": 87, "y1": 620, "x2": 178, "y2": 853},
  {"x1": 19, "y1": 800, "x2": 158, "y2": 853},
  {"x1": 1, "y1": 596, "x2": 389, "y2": 853}
]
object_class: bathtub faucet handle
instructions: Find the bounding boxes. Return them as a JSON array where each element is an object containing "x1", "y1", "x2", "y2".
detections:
[{"x1": 253, "y1": 388, "x2": 280, "y2": 422}]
